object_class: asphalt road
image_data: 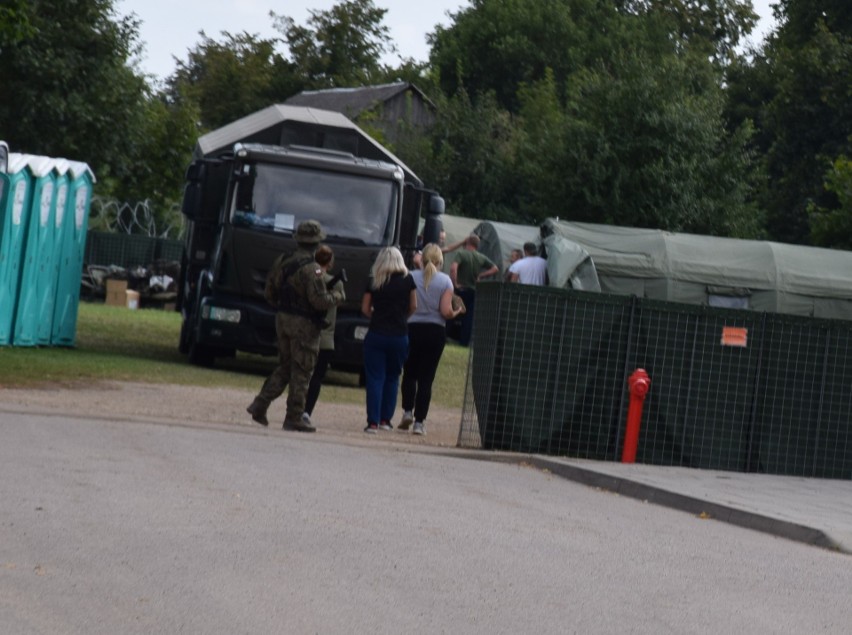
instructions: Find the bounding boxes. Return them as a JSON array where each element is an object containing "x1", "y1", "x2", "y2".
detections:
[{"x1": 2, "y1": 411, "x2": 851, "y2": 634}]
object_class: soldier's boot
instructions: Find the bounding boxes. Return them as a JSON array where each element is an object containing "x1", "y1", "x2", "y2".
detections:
[
  {"x1": 284, "y1": 414, "x2": 316, "y2": 433},
  {"x1": 246, "y1": 398, "x2": 269, "y2": 427}
]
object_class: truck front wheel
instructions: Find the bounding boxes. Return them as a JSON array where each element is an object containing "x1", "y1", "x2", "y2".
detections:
[{"x1": 188, "y1": 338, "x2": 216, "y2": 367}]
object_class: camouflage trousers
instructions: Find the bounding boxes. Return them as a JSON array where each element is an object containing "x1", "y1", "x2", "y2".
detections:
[{"x1": 255, "y1": 313, "x2": 321, "y2": 422}]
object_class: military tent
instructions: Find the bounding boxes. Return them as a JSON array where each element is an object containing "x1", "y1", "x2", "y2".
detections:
[
  {"x1": 472, "y1": 220, "x2": 540, "y2": 274},
  {"x1": 439, "y1": 213, "x2": 481, "y2": 247},
  {"x1": 542, "y1": 218, "x2": 852, "y2": 320}
]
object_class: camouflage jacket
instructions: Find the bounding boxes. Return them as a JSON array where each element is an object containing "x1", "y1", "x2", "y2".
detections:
[{"x1": 265, "y1": 247, "x2": 344, "y2": 318}]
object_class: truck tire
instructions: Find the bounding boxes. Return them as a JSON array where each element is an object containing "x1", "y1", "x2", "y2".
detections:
[
  {"x1": 178, "y1": 318, "x2": 191, "y2": 354},
  {"x1": 188, "y1": 338, "x2": 216, "y2": 367}
]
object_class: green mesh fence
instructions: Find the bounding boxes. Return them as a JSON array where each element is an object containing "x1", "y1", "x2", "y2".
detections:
[
  {"x1": 458, "y1": 283, "x2": 852, "y2": 480},
  {"x1": 84, "y1": 231, "x2": 183, "y2": 269}
]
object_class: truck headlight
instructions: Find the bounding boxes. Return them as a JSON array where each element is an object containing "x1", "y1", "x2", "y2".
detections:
[{"x1": 203, "y1": 305, "x2": 241, "y2": 323}]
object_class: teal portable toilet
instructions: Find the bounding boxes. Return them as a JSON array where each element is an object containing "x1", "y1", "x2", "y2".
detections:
[
  {"x1": 0, "y1": 154, "x2": 33, "y2": 345},
  {"x1": 52, "y1": 160, "x2": 95, "y2": 346},
  {"x1": 35, "y1": 159, "x2": 69, "y2": 345},
  {"x1": 13, "y1": 155, "x2": 56, "y2": 346}
]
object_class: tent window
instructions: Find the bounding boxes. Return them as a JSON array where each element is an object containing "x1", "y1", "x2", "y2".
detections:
[{"x1": 707, "y1": 286, "x2": 751, "y2": 310}]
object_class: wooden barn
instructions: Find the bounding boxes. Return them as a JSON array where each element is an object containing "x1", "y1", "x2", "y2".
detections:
[{"x1": 284, "y1": 82, "x2": 435, "y2": 143}]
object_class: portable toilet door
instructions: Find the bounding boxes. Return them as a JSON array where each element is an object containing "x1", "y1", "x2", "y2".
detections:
[
  {"x1": 13, "y1": 155, "x2": 56, "y2": 346},
  {"x1": 52, "y1": 161, "x2": 95, "y2": 346},
  {"x1": 35, "y1": 159, "x2": 69, "y2": 345},
  {"x1": 0, "y1": 155, "x2": 33, "y2": 345}
]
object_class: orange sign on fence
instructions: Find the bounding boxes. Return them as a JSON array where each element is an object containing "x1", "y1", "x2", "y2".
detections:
[{"x1": 720, "y1": 326, "x2": 748, "y2": 347}]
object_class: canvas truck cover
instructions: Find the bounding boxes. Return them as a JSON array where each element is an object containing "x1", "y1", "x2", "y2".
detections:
[
  {"x1": 543, "y1": 218, "x2": 852, "y2": 320},
  {"x1": 193, "y1": 104, "x2": 422, "y2": 186}
]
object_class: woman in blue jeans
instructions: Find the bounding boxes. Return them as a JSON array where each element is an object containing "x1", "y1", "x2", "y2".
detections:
[{"x1": 360, "y1": 247, "x2": 416, "y2": 433}]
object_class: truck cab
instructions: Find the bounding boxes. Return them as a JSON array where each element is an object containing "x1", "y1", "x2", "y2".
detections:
[{"x1": 177, "y1": 106, "x2": 444, "y2": 369}]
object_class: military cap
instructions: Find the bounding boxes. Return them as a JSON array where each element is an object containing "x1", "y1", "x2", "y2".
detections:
[{"x1": 294, "y1": 220, "x2": 326, "y2": 244}]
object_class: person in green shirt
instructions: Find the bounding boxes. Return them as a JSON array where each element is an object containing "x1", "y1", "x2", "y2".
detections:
[{"x1": 449, "y1": 234, "x2": 499, "y2": 346}]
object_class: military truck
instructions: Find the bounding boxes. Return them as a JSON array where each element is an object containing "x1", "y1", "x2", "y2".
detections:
[{"x1": 177, "y1": 105, "x2": 444, "y2": 369}]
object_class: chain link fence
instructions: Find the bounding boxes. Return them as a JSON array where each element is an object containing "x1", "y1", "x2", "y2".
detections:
[{"x1": 458, "y1": 282, "x2": 852, "y2": 480}]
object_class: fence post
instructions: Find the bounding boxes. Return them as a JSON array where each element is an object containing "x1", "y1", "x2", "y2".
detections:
[{"x1": 622, "y1": 368, "x2": 651, "y2": 463}]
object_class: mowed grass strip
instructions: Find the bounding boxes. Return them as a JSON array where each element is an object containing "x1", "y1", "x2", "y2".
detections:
[{"x1": 0, "y1": 302, "x2": 469, "y2": 409}]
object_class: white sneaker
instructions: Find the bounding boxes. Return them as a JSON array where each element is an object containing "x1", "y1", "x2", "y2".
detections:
[
  {"x1": 413, "y1": 421, "x2": 425, "y2": 436},
  {"x1": 399, "y1": 411, "x2": 414, "y2": 430},
  {"x1": 301, "y1": 412, "x2": 312, "y2": 425}
]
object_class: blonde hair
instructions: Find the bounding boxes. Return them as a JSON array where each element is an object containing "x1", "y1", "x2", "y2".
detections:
[
  {"x1": 370, "y1": 246, "x2": 408, "y2": 290},
  {"x1": 421, "y1": 243, "x2": 443, "y2": 290}
]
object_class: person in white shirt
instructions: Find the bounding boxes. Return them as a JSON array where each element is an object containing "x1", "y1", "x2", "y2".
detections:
[{"x1": 508, "y1": 242, "x2": 548, "y2": 285}]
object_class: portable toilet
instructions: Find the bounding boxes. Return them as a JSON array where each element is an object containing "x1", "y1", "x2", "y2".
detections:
[
  {"x1": 52, "y1": 160, "x2": 95, "y2": 346},
  {"x1": 0, "y1": 154, "x2": 33, "y2": 345},
  {"x1": 33, "y1": 159, "x2": 71, "y2": 345},
  {"x1": 13, "y1": 155, "x2": 56, "y2": 346}
]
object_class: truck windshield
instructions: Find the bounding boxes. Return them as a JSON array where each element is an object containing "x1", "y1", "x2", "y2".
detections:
[{"x1": 230, "y1": 162, "x2": 398, "y2": 245}]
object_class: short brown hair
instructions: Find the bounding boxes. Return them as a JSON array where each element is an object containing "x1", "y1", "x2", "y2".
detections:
[{"x1": 315, "y1": 244, "x2": 334, "y2": 267}]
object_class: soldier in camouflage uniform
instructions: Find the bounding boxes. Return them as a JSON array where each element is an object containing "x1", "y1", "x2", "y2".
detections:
[{"x1": 246, "y1": 220, "x2": 345, "y2": 432}]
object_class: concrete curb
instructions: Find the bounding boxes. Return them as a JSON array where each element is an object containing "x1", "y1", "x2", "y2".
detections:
[
  {"x1": 4, "y1": 403, "x2": 847, "y2": 554},
  {"x1": 428, "y1": 449, "x2": 847, "y2": 554}
]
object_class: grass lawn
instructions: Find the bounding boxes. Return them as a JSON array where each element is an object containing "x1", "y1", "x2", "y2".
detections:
[{"x1": 0, "y1": 302, "x2": 470, "y2": 410}]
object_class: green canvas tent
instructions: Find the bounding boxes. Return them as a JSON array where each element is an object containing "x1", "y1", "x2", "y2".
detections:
[
  {"x1": 542, "y1": 218, "x2": 852, "y2": 320},
  {"x1": 429, "y1": 214, "x2": 482, "y2": 274},
  {"x1": 472, "y1": 220, "x2": 540, "y2": 274}
]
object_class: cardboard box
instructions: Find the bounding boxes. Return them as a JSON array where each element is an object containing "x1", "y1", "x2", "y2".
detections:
[
  {"x1": 126, "y1": 290, "x2": 140, "y2": 310},
  {"x1": 105, "y1": 279, "x2": 139, "y2": 309},
  {"x1": 105, "y1": 279, "x2": 128, "y2": 307}
]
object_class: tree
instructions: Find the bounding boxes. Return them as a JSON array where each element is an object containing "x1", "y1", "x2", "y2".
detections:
[
  {"x1": 167, "y1": 31, "x2": 301, "y2": 132},
  {"x1": 272, "y1": 0, "x2": 395, "y2": 88},
  {"x1": 553, "y1": 48, "x2": 759, "y2": 235},
  {"x1": 114, "y1": 95, "x2": 199, "y2": 232},
  {"x1": 615, "y1": 0, "x2": 759, "y2": 65},
  {"x1": 424, "y1": 0, "x2": 760, "y2": 234},
  {"x1": 0, "y1": 0, "x2": 150, "y2": 195},
  {"x1": 809, "y1": 154, "x2": 852, "y2": 249},
  {"x1": 753, "y1": 2, "x2": 852, "y2": 244},
  {"x1": 429, "y1": 0, "x2": 609, "y2": 113},
  {"x1": 423, "y1": 89, "x2": 522, "y2": 221},
  {"x1": 0, "y1": 0, "x2": 33, "y2": 46}
]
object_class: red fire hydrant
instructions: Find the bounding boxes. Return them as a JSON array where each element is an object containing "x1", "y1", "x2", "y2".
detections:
[{"x1": 621, "y1": 368, "x2": 651, "y2": 463}]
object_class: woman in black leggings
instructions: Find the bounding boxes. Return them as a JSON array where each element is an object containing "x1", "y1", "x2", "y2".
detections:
[{"x1": 400, "y1": 243, "x2": 464, "y2": 435}]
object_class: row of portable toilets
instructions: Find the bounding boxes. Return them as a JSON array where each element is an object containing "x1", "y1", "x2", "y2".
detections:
[{"x1": 0, "y1": 142, "x2": 95, "y2": 347}]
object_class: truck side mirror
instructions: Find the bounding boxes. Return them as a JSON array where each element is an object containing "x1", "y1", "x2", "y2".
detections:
[
  {"x1": 429, "y1": 195, "x2": 445, "y2": 215},
  {"x1": 421, "y1": 194, "x2": 445, "y2": 246},
  {"x1": 182, "y1": 159, "x2": 227, "y2": 224},
  {"x1": 181, "y1": 161, "x2": 206, "y2": 221}
]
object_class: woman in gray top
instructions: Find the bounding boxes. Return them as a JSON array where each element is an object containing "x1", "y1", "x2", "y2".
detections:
[{"x1": 399, "y1": 243, "x2": 464, "y2": 435}]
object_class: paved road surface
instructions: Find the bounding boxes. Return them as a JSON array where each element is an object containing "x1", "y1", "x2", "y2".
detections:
[{"x1": 1, "y1": 411, "x2": 850, "y2": 634}]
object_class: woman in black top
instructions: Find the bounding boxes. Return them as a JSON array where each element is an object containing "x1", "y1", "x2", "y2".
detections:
[{"x1": 361, "y1": 247, "x2": 416, "y2": 433}]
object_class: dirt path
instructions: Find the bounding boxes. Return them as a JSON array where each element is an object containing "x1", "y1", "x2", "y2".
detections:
[{"x1": 0, "y1": 381, "x2": 464, "y2": 448}]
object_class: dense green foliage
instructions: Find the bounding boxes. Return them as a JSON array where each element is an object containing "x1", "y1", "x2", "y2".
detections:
[{"x1": 0, "y1": 0, "x2": 850, "y2": 247}]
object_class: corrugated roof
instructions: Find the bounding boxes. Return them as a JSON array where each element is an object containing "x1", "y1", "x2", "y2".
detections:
[{"x1": 284, "y1": 82, "x2": 433, "y2": 117}]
